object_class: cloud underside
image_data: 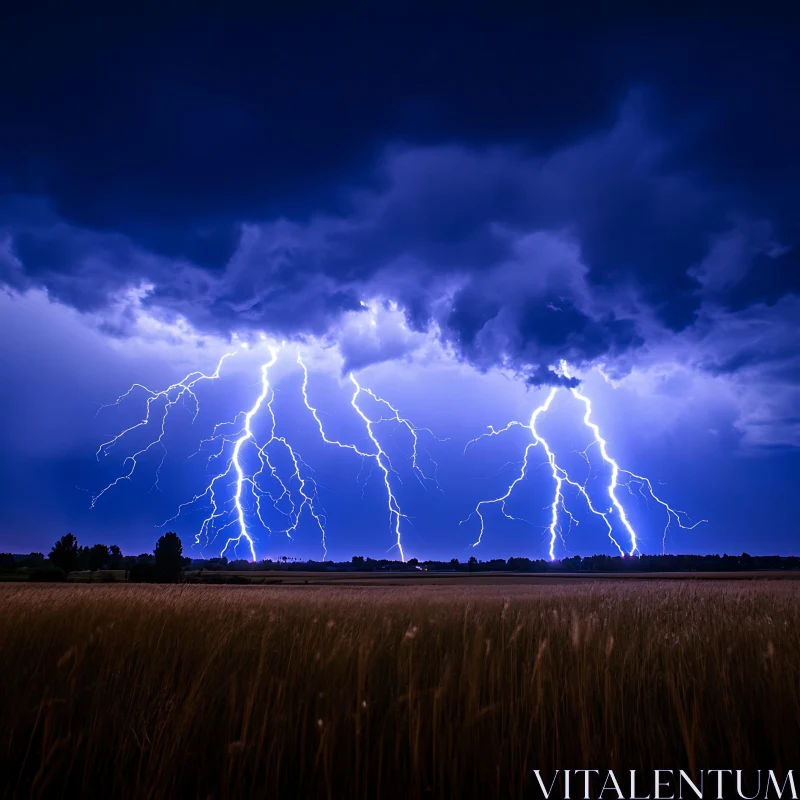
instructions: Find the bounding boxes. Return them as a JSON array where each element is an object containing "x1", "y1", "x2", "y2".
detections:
[{"x1": 1, "y1": 94, "x2": 797, "y2": 445}]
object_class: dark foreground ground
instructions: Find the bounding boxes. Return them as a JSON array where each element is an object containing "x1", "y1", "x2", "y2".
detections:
[
  {"x1": 1, "y1": 579, "x2": 798, "y2": 799},
  {"x1": 195, "y1": 568, "x2": 800, "y2": 585},
  {"x1": 9, "y1": 567, "x2": 799, "y2": 584}
]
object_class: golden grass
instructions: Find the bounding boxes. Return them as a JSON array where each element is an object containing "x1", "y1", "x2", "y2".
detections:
[{"x1": 1, "y1": 581, "x2": 798, "y2": 798}]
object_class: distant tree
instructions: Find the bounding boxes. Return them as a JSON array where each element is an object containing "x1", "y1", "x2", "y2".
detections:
[
  {"x1": 121, "y1": 555, "x2": 138, "y2": 571},
  {"x1": 155, "y1": 532, "x2": 184, "y2": 582},
  {"x1": 19, "y1": 553, "x2": 45, "y2": 569},
  {"x1": 351, "y1": 556, "x2": 365, "y2": 570},
  {"x1": 76, "y1": 545, "x2": 90, "y2": 571},
  {"x1": 108, "y1": 545, "x2": 124, "y2": 569},
  {"x1": 449, "y1": 558, "x2": 459, "y2": 567},
  {"x1": 468, "y1": 555, "x2": 478, "y2": 571},
  {"x1": 88, "y1": 544, "x2": 110, "y2": 572},
  {"x1": 407, "y1": 558, "x2": 419, "y2": 568},
  {"x1": 49, "y1": 533, "x2": 79, "y2": 574},
  {"x1": 561, "y1": 556, "x2": 582, "y2": 572},
  {"x1": 0, "y1": 553, "x2": 16, "y2": 571}
]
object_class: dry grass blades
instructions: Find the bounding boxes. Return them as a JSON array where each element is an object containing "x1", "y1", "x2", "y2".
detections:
[{"x1": 1, "y1": 581, "x2": 798, "y2": 798}]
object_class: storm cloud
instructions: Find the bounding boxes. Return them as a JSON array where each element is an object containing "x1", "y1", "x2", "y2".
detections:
[
  {"x1": 2, "y1": 97, "x2": 795, "y2": 384},
  {"x1": 1, "y1": 10, "x2": 799, "y2": 560},
  {"x1": 1, "y1": 11, "x2": 798, "y2": 431}
]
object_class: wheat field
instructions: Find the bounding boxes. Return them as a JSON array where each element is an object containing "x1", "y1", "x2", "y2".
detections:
[{"x1": 1, "y1": 581, "x2": 798, "y2": 798}]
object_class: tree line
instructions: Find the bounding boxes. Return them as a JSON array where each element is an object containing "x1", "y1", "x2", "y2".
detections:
[
  {"x1": 186, "y1": 552, "x2": 800, "y2": 573},
  {"x1": 3, "y1": 538, "x2": 799, "y2": 582},
  {"x1": 0, "y1": 532, "x2": 188, "y2": 582}
]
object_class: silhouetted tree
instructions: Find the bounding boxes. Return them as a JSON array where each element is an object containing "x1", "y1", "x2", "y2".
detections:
[
  {"x1": 88, "y1": 544, "x2": 110, "y2": 572},
  {"x1": 155, "y1": 532, "x2": 184, "y2": 582},
  {"x1": 468, "y1": 555, "x2": 478, "y2": 571},
  {"x1": 108, "y1": 545, "x2": 124, "y2": 569},
  {"x1": 76, "y1": 545, "x2": 90, "y2": 571},
  {"x1": 121, "y1": 555, "x2": 138, "y2": 572},
  {"x1": 49, "y1": 533, "x2": 79, "y2": 573},
  {"x1": 0, "y1": 553, "x2": 16, "y2": 571}
]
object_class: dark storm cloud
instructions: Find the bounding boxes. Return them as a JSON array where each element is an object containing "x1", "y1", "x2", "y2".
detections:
[
  {"x1": 0, "y1": 11, "x2": 798, "y2": 384},
  {"x1": 523, "y1": 365, "x2": 580, "y2": 390},
  {"x1": 1, "y1": 94, "x2": 795, "y2": 380},
  {"x1": 0, "y1": 11, "x2": 635, "y2": 248},
  {"x1": 2, "y1": 11, "x2": 797, "y2": 250},
  {"x1": 3, "y1": 8, "x2": 800, "y2": 562}
]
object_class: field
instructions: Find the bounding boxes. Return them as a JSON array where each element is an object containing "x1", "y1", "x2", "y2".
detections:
[{"x1": 1, "y1": 580, "x2": 799, "y2": 798}]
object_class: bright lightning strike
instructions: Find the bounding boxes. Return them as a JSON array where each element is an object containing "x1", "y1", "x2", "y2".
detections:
[
  {"x1": 223, "y1": 350, "x2": 278, "y2": 560},
  {"x1": 298, "y1": 352, "x2": 440, "y2": 562},
  {"x1": 94, "y1": 346, "x2": 327, "y2": 560},
  {"x1": 559, "y1": 360, "x2": 707, "y2": 555},
  {"x1": 349, "y1": 373, "x2": 408, "y2": 561},
  {"x1": 95, "y1": 344, "x2": 439, "y2": 562},
  {"x1": 164, "y1": 347, "x2": 327, "y2": 560},
  {"x1": 463, "y1": 363, "x2": 706, "y2": 559},
  {"x1": 462, "y1": 388, "x2": 623, "y2": 559}
]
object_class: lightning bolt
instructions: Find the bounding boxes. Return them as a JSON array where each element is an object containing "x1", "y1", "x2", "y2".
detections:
[
  {"x1": 462, "y1": 389, "x2": 624, "y2": 559},
  {"x1": 95, "y1": 345, "x2": 439, "y2": 563},
  {"x1": 92, "y1": 353, "x2": 235, "y2": 507},
  {"x1": 559, "y1": 360, "x2": 707, "y2": 555},
  {"x1": 171, "y1": 346, "x2": 328, "y2": 560},
  {"x1": 464, "y1": 363, "x2": 706, "y2": 559},
  {"x1": 257, "y1": 381, "x2": 327, "y2": 556},
  {"x1": 96, "y1": 339, "x2": 691, "y2": 562},
  {"x1": 358, "y1": 384, "x2": 446, "y2": 490},
  {"x1": 349, "y1": 373, "x2": 408, "y2": 561},
  {"x1": 95, "y1": 346, "x2": 329, "y2": 561},
  {"x1": 219, "y1": 348, "x2": 278, "y2": 561},
  {"x1": 298, "y1": 352, "x2": 439, "y2": 562}
]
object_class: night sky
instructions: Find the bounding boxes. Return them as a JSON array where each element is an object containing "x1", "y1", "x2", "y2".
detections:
[{"x1": 1, "y1": 8, "x2": 798, "y2": 561}]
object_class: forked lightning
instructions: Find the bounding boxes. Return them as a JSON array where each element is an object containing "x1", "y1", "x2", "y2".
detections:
[
  {"x1": 463, "y1": 362, "x2": 706, "y2": 558},
  {"x1": 94, "y1": 345, "x2": 439, "y2": 561}
]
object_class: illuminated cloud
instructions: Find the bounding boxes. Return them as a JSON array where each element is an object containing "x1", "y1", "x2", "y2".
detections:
[{"x1": 0, "y1": 15, "x2": 798, "y2": 557}]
